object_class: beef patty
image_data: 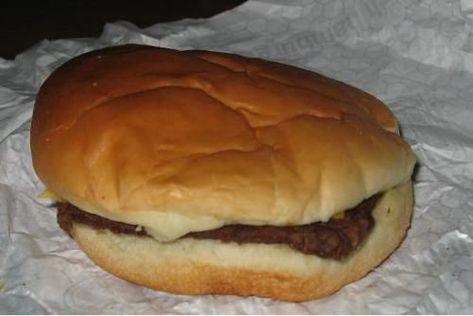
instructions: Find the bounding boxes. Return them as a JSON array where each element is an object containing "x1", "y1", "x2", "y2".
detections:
[{"x1": 57, "y1": 194, "x2": 380, "y2": 260}]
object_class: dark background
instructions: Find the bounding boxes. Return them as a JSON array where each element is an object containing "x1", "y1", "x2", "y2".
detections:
[{"x1": 1, "y1": 0, "x2": 247, "y2": 60}]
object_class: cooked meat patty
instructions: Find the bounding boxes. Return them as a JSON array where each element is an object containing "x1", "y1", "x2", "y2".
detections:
[{"x1": 57, "y1": 194, "x2": 380, "y2": 260}]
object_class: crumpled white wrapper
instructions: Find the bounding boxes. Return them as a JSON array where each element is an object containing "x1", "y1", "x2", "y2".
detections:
[{"x1": 1, "y1": 0, "x2": 473, "y2": 313}]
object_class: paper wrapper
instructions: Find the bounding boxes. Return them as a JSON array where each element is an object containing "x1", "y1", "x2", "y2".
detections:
[{"x1": 1, "y1": 0, "x2": 473, "y2": 313}]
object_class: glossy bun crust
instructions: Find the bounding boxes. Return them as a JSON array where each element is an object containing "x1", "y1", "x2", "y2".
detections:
[
  {"x1": 31, "y1": 45, "x2": 415, "y2": 241},
  {"x1": 30, "y1": 45, "x2": 415, "y2": 300}
]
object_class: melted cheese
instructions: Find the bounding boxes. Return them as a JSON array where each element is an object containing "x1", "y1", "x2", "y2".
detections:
[
  {"x1": 39, "y1": 189, "x2": 65, "y2": 202},
  {"x1": 332, "y1": 211, "x2": 346, "y2": 220}
]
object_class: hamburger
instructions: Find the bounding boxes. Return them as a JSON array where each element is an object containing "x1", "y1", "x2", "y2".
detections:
[{"x1": 30, "y1": 44, "x2": 415, "y2": 301}]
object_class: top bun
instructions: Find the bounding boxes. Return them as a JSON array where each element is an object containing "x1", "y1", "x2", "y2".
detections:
[{"x1": 31, "y1": 45, "x2": 415, "y2": 241}]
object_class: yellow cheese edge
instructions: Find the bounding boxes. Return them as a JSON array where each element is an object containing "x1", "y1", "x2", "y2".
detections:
[{"x1": 39, "y1": 189, "x2": 66, "y2": 202}]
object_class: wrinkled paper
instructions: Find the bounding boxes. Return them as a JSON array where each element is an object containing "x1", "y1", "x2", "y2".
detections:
[{"x1": 2, "y1": 0, "x2": 473, "y2": 313}]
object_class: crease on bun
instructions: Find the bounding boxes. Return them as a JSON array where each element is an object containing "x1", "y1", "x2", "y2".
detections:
[{"x1": 31, "y1": 45, "x2": 415, "y2": 241}]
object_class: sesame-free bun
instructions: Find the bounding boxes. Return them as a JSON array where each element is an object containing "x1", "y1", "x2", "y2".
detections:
[
  {"x1": 31, "y1": 45, "x2": 415, "y2": 241},
  {"x1": 71, "y1": 181, "x2": 413, "y2": 301},
  {"x1": 31, "y1": 45, "x2": 416, "y2": 301}
]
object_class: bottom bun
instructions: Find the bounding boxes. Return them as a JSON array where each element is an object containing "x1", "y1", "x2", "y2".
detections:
[{"x1": 70, "y1": 182, "x2": 413, "y2": 301}]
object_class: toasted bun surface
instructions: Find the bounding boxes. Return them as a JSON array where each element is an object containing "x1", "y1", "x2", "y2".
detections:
[
  {"x1": 31, "y1": 45, "x2": 415, "y2": 241},
  {"x1": 71, "y1": 182, "x2": 413, "y2": 301}
]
